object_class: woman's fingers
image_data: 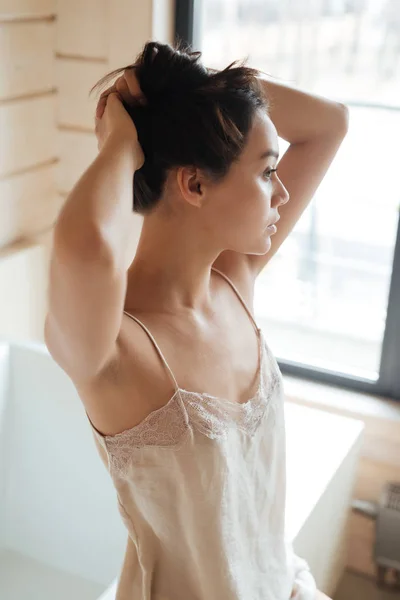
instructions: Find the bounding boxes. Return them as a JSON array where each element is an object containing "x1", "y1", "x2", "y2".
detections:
[
  {"x1": 95, "y1": 91, "x2": 121, "y2": 136},
  {"x1": 115, "y1": 76, "x2": 133, "y2": 106},
  {"x1": 124, "y1": 67, "x2": 147, "y2": 105},
  {"x1": 96, "y1": 97, "x2": 107, "y2": 119},
  {"x1": 95, "y1": 67, "x2": 145, "y2": 121},
  {"x1": 94, "y1": 92, "x2": 121, "y2": 151},
  {"x1": 96, "y1": 84, "x2": 116, "y2": 119}
]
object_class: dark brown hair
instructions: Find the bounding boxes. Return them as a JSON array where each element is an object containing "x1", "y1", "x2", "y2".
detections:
[{"x1": 90, "y1": 39, "x2": 271, "y2": 215}]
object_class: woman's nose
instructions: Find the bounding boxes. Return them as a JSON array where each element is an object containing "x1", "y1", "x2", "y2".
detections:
[
  {"x1": 280, "y1": 191, "x2": 290, "y2": 206},
  {"x1": 277, "y1": 180, "x2": 290, "y2": 206},
  {"x1": 273, "y1": 186, "x2": 290, "y2": 208}
]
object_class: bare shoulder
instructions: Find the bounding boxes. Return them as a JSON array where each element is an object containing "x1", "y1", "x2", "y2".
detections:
[
  {"x1": 74, "y1": 252, "x2": 257, "y2": 437},
  {"x1": 73, "y1": 313, "x2": 175, "y2": 437}
]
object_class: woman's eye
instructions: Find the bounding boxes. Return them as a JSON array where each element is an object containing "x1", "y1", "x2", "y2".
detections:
[{"x1": 263, "y1": 168, "x2": 277, "y2": 180}]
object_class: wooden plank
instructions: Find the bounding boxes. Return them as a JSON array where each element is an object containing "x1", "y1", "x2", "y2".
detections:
[
  {"x1": 57, "y1": 130, "x2": 98, "y2": 194},
  {"x1": 0, "y1": 14, "x2": 54, "y2": 23},
  {"x1": 346, "y1": 456, "x2": 400, "y2": 576},
  {"x1": 0, "y1": 226, "x2": 53, "y2": 260},
  {"x1": 0, "y1": 235, "x2": 53, "y2": 343},
  {"x1": 0, "y1": 165, "x2": 63, "y2": 248},
  {"x1": 346, "y1": 512, "x2": 376, "y2": 577},
  {"x1": 0, "y1": 96, "x2": 55, "y2": 177},
  {"x1": 353, "y1": 457, "x2": 400, "y2": 503},
  {"x1": 56, "y1": 59, "x2": 107, "y2": 129},
  {"x1": 56, "y1": 0, "x2": 107, "y2": 60},
  {"x1": 0, "y1": 21, "x2": 54, "y2": 100},
  {"x1": 0, "y1": 0, "x2": 54, "y2": 15},
  {"x1": 108, "y1": 0, "x2": 152, "y2": 69},
  {"x1": 361, "y1": 432, "x2": 400, "y2": 468},
  {"x1": 55, "y1": 52, "x2": 106, "y2": 64}
]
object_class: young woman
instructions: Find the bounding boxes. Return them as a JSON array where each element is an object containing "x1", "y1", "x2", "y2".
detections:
[{"x1": 45, "y1": 41, "x2": 348, "y2": 600}]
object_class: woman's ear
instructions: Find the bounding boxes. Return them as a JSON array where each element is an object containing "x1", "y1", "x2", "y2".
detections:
[{"x1": 176, "y1": 166, "x2": 205, "y2": 208}]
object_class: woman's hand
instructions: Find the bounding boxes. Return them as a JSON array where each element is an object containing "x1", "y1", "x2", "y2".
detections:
[
  {"x1": 94, "y1": 68, "x2": 146, "y2": 170},
  {"x1": 95, "y1": 68, "x2": 146, "y2": 119}
]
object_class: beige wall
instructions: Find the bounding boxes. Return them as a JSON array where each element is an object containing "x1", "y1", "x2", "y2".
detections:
[
  {"x1": 0, "y1": 1, "x2": 58, "y2": 342},
  {"x1": 0, "y1": 0, "x2": 175, "y2": 343}
]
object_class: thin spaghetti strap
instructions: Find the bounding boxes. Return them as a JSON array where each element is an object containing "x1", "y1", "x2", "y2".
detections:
[
  {"x1": 123, "y1": 311, "x2": 180, "y2": 393},
  {"x1": 211, "y1": 267, "x2": 261, "y2": 333}
]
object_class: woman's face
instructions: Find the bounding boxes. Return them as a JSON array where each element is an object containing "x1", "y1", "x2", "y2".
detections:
[{"x1": 201, "y1": 109, "x2": 290, "y2": 255}]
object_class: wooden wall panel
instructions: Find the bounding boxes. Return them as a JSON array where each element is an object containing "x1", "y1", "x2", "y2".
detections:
[
  {"x1": 56, "y1": 60, "x2": 107, "y2": 129},
  {"x1": 0, "y1": 96, "x2": 55, "y2": 177},
  {"x1": 108, "y1": 0, "x2": 152, "y2": 68},
  {"x1": 0, "y1": 21, "x2": 54, "y2": 99},
  {"x1": 0, "y1": 0, "x2": 174, "y2": 342},
  {"x1": 0, "y1": 165, "x2": 60, "y2": 247},
  {"x1": 56, "y1": 0, "x2": 107, "y2": 59},
  {"x1": 57, "y1": 131, "x2": 97, "y2": 194},
  {"x1": 0, "y1": 0, "x2": 54, "y2": 15}
]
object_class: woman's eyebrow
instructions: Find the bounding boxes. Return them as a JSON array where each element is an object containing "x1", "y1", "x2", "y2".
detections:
[{"x1": 259, "y1": 149, "x2": 279, "y2": 160}]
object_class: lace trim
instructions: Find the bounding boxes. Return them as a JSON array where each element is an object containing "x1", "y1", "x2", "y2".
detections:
[
  {"x1": 105, "y1": 392, "x2": 190, "y2": 475},
  {"x1": 103, "y1": 335, "x2": 282, "y2": 475},
  {"x1": 183, "y1": 356, "x2": 280, "y2": 439}
]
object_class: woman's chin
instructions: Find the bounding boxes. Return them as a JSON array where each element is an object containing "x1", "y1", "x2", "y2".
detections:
[
  {"x1": 250, "y1": 235, "x2": 272, "y2": 255},
  {"x1": 263, "y1": 238, "x2": 272, "y2": 252},
  {"x1": 235, "y1": 232, "x2": 272, "y2": 255},
  {"x1": 263, "y1": 230, "x2": 273, "y2": 243}
]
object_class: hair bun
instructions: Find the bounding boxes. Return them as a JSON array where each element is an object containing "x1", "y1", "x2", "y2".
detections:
[
  {"x1": 91, "y1": 39, "x2": 269, "y2": 215},
  {"x1": 133, "y1": 40, "x2": 209, "y2": 104}
]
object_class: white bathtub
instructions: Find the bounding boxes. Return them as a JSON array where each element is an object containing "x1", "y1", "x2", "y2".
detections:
[{"x1": 0, "y1": 340, "x2": 364, "y2": 600}]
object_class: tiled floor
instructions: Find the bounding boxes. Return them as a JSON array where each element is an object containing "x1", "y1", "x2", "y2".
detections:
[{"x1": 334, "y1": 571, "x2": 400, "y2": 600}]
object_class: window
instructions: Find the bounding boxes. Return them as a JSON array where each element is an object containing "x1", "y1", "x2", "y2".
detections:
[{"x1": 176, "y1": 0, "x2": 400, "y2": 400}]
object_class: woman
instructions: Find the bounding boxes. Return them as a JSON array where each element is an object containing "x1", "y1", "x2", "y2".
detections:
[{"x1": 45, "y1": 40, "x2": 348, "y2": 599}]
